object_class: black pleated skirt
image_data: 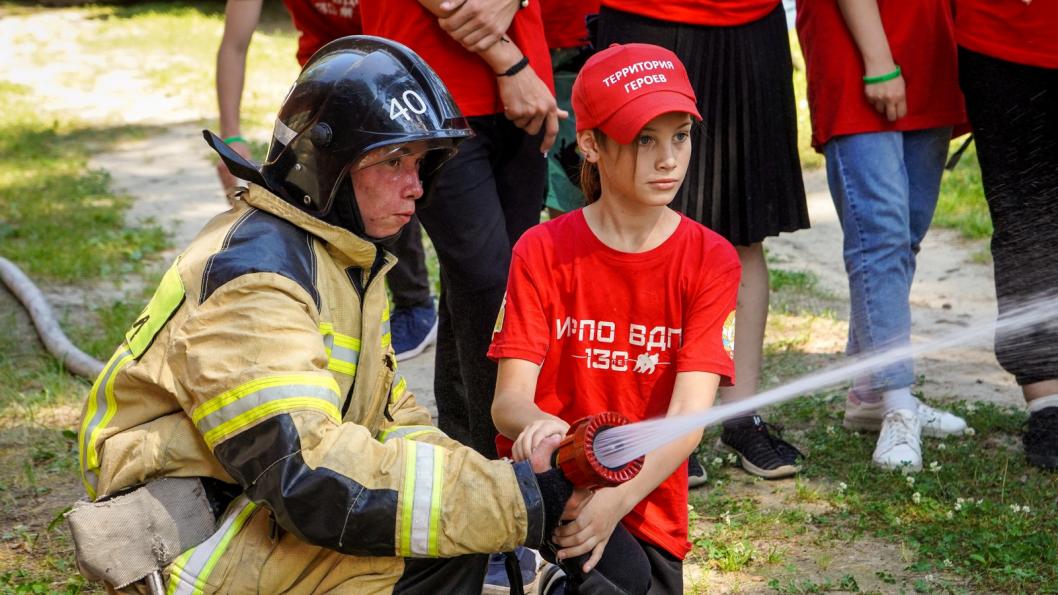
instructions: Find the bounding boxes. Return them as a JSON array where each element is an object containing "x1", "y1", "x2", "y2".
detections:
[{"x1": 597, "y1": 4, "x2": 810, "y2": 246}]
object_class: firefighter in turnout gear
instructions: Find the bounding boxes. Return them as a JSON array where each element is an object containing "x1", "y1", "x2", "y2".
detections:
[{"x1": 75, "y1": 36, "x2": 576, "y2": 594}]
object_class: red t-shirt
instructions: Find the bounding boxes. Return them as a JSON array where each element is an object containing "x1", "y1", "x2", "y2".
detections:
[
  {"x1": 359, "y1": 0, "x2": 554, "y2": 117},
  {"x1": 601, "y1": 0, "x2": 779, "y2": 27},
  {"x1": 955, "y1": 0, "x2": 1058, "y2": 69},
  {"x1": 541, "y1": 0, "x2": 600, "y2": 49},
  {"x1": 796, "y1": 0, "x2": 966, "y2": 149},
  {"x1": 488, "y1": 209, "x2": 740, "y2": 559},
  {"x1": 282, "y1": 0, "x2": 363, "y2": 66}
]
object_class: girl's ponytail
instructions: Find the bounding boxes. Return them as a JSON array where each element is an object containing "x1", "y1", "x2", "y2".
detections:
[{"x1": 580, "y1": 159, "x2": 602, "y2": 205}]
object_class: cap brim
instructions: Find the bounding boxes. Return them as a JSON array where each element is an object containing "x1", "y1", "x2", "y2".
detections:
[{"x1": 597, "y1": 90, "x2": 701, "y2": 145}]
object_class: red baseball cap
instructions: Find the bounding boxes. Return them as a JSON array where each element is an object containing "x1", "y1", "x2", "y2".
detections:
[{"x1": 572, "y1": 43, "x2": 700, "y2": 145}]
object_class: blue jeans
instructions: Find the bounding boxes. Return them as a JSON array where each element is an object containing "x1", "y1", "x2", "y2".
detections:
[{"x1": 823, "y1": 128, "x2": 952, "y2": 397}]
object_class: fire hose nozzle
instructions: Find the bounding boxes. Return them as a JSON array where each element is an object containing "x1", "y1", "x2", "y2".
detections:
[{"x1": 554, "y1": 412, "x2": 644, "y2": 490}]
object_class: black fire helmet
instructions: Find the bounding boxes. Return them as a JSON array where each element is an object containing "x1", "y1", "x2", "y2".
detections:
[{"x1": 205, "y1": 35, "x2": 473, "y2": 239}]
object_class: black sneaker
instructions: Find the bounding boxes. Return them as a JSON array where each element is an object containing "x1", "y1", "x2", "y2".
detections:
[
  {"x1": 687, "y1": 455, "x2": 708, "y2": 489},
  {"x1": 720, "y1": 415, "x2": 804, "y2": 479},
  {"x1": 1024, "y1": 407, "x2": 1058, "y2": 470}
]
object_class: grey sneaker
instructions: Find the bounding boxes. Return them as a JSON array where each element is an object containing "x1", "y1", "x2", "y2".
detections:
[
  {"x1": 844, "y1": 394, "x2": 967, "y2": 438},
  {"x1": 873, "y1": 409, "x2": 922, "y2": 471},
  {"x1": 687, "y1": 455, "x2": 708, "y2": 489}
]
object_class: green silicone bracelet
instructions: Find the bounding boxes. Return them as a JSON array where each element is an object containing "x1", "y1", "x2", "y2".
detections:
[
  {"x1": 223, "y1": 135, "x2": 247, "y2": 145},
  {"x1": 863, "y1": 66, "x2": 901, "y2": 85}
]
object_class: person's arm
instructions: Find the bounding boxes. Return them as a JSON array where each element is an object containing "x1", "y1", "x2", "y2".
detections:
[
  {"x1": 493, "y1": 357, "x2": 571, "y2": 461},
  {"x1": 416, "y1": 0, "x2": 566, "y2": 153},
  {"x1": 169, "y1": 273, "x2": 557, "y2": 557},
  {"x1": 215, "y1": 0, "x2": 263, "y2": 190},
  {"x1": 437, "y1": 0, "x2": 520, "y2": 52},
  {"x1": 552, "y1": 371, "x2": 720, "y2": 572},
  {"x1": 837, "y1": 0, "x2": 906, "y2": 122}
]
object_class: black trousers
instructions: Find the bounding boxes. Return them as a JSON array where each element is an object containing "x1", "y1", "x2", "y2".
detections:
[
  {"x1": 417, "y1": 115, "x2": 546, "y2": 457},
  {"x1": 393, "y1": 553, "x2": 489, "y2": 594},
  {"x1": 959, "y1": 47, "x2": 1058, "y2": 386},
  {"x1": 386, "y1": 215, "x2": 433, "y2": 310},
  {"x1": 541, "y1": 524, "x2": 683, "y2": 595}
]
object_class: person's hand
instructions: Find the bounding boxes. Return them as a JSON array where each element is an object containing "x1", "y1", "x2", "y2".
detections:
[
  {"x1": 512, "y1": 418, "x2": 569, "y2": 462},
  {"x1": 215, "y1": 139, "x2": 253, "y2": 193},
  {"x1": 438, "y1": 0, "x2": 519, "y2": 52},
  {"x1": 496, "y1": 66, "x2": 568, "y2": 154},
  {"x1": 552, "y1": 487, "x2": 628, "y2": 573},
  {"x1": 863, "y1": 65, "x2": 906, "y2": 122},
  {"x1": 529, "y1": 433, "x2": 562, "y2": 474}
]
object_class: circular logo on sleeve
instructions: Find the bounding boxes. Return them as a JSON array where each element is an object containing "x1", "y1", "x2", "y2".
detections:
[{"x1": 722, "y1": 310, "x2": 736, "y2": 359}]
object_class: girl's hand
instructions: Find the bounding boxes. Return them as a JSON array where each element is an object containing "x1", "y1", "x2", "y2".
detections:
[
  {"x1": 552, "y1": 488, "x2": 628, "y2": 573},
  {"x1": 512, "y1": 418, "x2": 569, "y2": 462},
  {"x1": 863, "y1": 69, "x2": 906, "y2": 122}
]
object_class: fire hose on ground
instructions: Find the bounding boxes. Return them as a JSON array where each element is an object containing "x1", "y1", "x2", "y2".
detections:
[{"x1": 0, "y1": 256, "x2": 104, "y2": 380}]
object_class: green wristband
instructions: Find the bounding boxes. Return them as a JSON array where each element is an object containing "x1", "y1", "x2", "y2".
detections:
[
  {"x1": 863, "y1": 66, "x2": 901, "y2": 85},
  {"x1": 223, "y1": 135, "x2": 247, "y2": 145}
]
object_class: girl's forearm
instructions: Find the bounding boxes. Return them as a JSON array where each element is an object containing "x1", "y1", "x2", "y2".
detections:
[{"x1": 836, "y1": 0, "x2": 896, "y2": 73}]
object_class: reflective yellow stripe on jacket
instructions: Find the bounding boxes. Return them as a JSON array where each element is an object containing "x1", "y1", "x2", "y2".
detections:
[
  {"x1": 78, "y1": 347, "x2": 135, "y2": 499},
  {"x1": 378, "y1": 425, "x2": 445, "y2": 443},
  {"x1": 398, "y1": 441, "x2": 445, "y2": 558},
  {"x1": 319, "y1": 322, "x2": 360, "y2": 376},
  {"x1": 381, "y1": 303, "x2": 391, "y2": 348},
  {"x1": 167, "y1": 496, "x2": 257, "y2": 595},
  {"x1": 191, "y1": 374, "x2": 341, "y2": 450}
]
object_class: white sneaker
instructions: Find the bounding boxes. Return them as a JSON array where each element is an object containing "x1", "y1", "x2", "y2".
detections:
[
  {"x1": 873, "y1": 409, "x2": 923, "y2": 471},
  {"x1": 845, "y1": 395, "x2": 968, "y2": 438}
]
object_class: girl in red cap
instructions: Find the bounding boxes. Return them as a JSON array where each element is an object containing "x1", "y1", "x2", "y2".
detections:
[{"x1": 489, "y1": 43, "x2": 740, "y2": 594}]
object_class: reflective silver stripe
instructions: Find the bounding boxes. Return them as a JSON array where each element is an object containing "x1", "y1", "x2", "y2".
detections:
[
  {"x1": 379, "y1": 425, "x2": 442, "y2": 443},
  {"x1": 195, "y1": 383, "x2": 340, "y2": 437},
  {"x1": 79, "y1": 348, "x2": 133, "y2": 496},
  {"x1": 410, "y1": 442, "x2": 436, "y2": 556},
  {"x1": 329, "y1": 342, "x2": 360, "y2": 368},
  {"x1": 168, "y1": 496, "x2": 256, "y2": 595}
]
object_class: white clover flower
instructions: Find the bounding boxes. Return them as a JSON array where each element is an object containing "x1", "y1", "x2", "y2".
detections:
[
  {"x1": 946, "y1": 510, "x2": 954, "y2": 520},
  {"x1": 929, "y1": 461, "x2": 942, "y2": 473},
  {"x1": 726, "y1": 453, "x2": 738, "y2": 465},
  {"x1": 1010, "y1": 504, "x2": 1022, "y2": 513},
  {"x1": 906, "y1": 475, "x2": 916, "y2": 487},
  {"x1": 954, "y1": 501, "x2": 962, "y2": 511},
  {"x1": 977, "y1": 498, "x2": 984, "y2": 505},
  {"x1": 944, "y1": 559, "x2": 953, "y2": 568},
  {"x1": 965, "y1": 427, "x2": 976, "y2": 436},
  {"x1": 838, "y1": 481, "x2": 848, "y2": 492},
  {"x1": 712, "y1": 457, "x2": 723, "y2": 467},
  {"x1": 965, "y1": 403, "x2": 977, "y2": 414},
  {"x1": 937, "y1": 443, "x2": 947, "y2": 451},
  {"x1": 826, "y1": 425, "x2": 836, "y2": 435},
  {"x1": 714, "y1": 480, "x2": 724, "y2": 487},
  {"x1": 1023, "y1": 505, "x2": 1031, "y2": 514},
  {"x1": 912, "y1": 492, "x2": 922, "y2": 504}
]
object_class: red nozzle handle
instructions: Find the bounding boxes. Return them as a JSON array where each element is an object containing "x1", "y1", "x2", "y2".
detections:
[{"x1": 554, "y1": 412, "x2": 644, "y2": 490}]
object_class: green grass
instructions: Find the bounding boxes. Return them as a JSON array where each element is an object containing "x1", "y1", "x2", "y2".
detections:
[
  {"x1": 936, "y1": 140, "x2": 993, "y2": 240},
  {"x1": 0, "y1": 81, "x2": 167, "y2": 281},
  {"x1": 790, "y1": 34, "x2": 824, "y2": 171},
  {"x1": 691, "y1": 386, "x2": 1058, "y2": 592}
]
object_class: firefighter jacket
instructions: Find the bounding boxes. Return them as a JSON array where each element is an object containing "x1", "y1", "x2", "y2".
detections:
[{"x1": 76, "y1": 185, "x2": 547, "y2": 589}]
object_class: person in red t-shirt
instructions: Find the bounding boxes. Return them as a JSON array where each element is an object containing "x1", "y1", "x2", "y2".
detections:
[
  {"x1": 594, "y1": 0, "x2": 810, "y2": 482},
  {"x1": 490, "y1": 44, "x2": 740, "y2": 594},
  {"x1": 954, "y1": 0, "x2": 1058, "y2": 470},
  {"x1": 796, "y1": 1, "x2": 970, "y2": 472},
  {"x1": 214, "y1": 0, "x2": 441, "y2": 364}
]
